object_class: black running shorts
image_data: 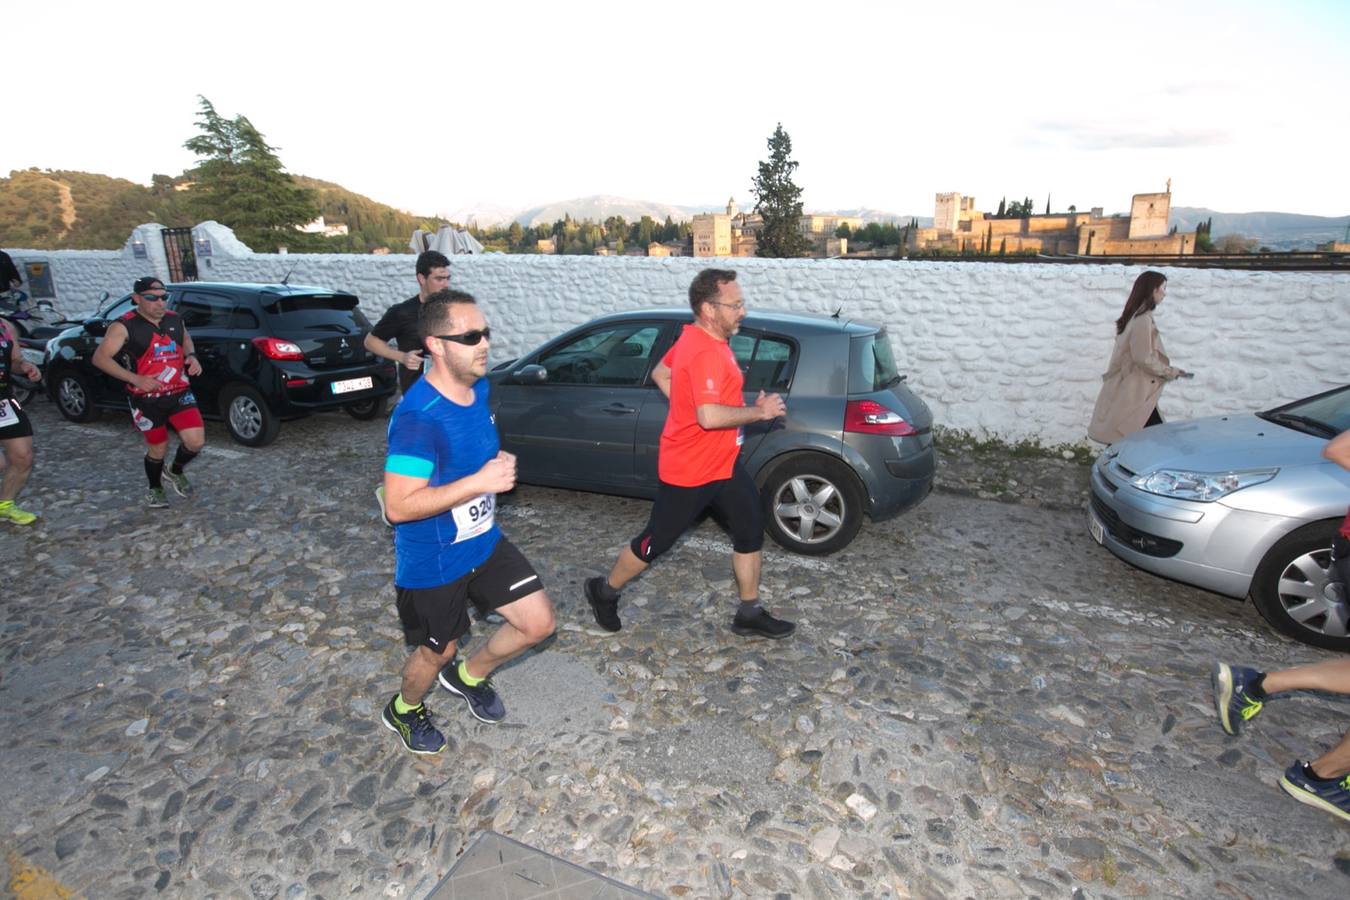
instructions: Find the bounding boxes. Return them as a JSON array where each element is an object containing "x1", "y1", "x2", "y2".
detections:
[
  {"x1": 630, "y1": 462, "x2": 764, "y2": 563},
  {"x1": 0, "y1": 398, "x2": 32, "y2": 439},
  {"x1": 396, "y1": 537, "x2": 543, "y2": 652}
]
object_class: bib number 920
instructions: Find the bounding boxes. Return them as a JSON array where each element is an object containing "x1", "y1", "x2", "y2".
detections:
[{"x1": 451, "y1": 493, "x2": 496, "y2": 543}]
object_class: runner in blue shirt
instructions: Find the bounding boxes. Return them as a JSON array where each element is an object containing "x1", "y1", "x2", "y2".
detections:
[{"x1": 379, "y1": 289, "x2": 556, "y2": 754}]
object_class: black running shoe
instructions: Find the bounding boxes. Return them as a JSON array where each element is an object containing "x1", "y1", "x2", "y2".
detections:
[
  {"x1": 585, "y1": 577, "x2": 622, "y2": 633},
  {"x1": 1279, "y1": 760, "x2": 1350, "y2": 824},
  {"x1": 1211, "y1": 662, "x2": 1264, "y2": 736},
  {"x1": 438, "y1": 663, "x2": 505, "y2": 723},
  {"x1": 380, "y1": 695, "x2": 446, "y2": 754},
  {"x1": 731, "y1": 606, "x2": 796, "y2": 639}
]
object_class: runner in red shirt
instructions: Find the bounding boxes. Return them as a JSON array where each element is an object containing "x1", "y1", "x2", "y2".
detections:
[
  {"x1": 585, "y1": 269, "x2": 795, "y2": 639},
  {"x1": 92, "y1": 277, "x2": 206, "y2": 509}
]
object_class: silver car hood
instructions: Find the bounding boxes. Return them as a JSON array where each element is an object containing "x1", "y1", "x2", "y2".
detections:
[{"x1": 1112, "y1": 414, "x2": 1327, "y2": 473}]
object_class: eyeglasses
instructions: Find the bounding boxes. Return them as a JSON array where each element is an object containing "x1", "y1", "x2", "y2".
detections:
[
  {"x1": 710, "y1": 301, "x2": 745, "y2": 311},
  {"x1": 433, "y1": 327, "x2": 491, "y2": 346}
]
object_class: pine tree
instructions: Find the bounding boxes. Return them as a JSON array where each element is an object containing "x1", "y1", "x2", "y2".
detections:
[
  {"x1": 751, "y1": 124, "x2": 811, "y2": 258},
  {"x1": 182, "y1": 96, "x2": 318, "y2": 251}
]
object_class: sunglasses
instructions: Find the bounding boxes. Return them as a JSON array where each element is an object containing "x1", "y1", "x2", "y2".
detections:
[
  {"x1": 433, "y1": 327, "x2": 491, "y2": 346},
  {"x1": 138, "y1": 293, "x2": 168, "y2": 302}
]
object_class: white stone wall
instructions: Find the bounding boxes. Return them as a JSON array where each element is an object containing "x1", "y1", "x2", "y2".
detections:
[{"x1": 9, "y1": 233, "x2": 1348, "y2": 445}]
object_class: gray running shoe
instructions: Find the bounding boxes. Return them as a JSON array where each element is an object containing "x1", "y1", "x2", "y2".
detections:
[
  {"x1": 147, "y1": 487, "x2": 169, "y2": 509},
  {"x1": 168, "y1": 471, "x2": 193, "y2": 497}
]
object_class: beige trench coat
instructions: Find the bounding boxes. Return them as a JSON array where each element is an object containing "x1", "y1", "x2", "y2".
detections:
[{"x1": 1087, "y1": 311, "x2": 1178, "y2": 444}]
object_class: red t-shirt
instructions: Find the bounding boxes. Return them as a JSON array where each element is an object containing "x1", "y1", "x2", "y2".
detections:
[{"x1": 658, "y1": 324, "x2": 744, "y2": 487}]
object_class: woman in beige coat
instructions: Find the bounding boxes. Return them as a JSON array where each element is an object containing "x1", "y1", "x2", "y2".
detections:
[{"x1": 1088, "y1": 271, "x2": 1189, "y2": 444}]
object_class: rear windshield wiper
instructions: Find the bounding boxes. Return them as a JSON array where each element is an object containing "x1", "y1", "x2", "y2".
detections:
[
  {"x1": 1258, "y1": 411, "x2": 1338, "y2": 438},
  {"x1": 881, "y1": 374, "x2": 907, "y2": 389}
]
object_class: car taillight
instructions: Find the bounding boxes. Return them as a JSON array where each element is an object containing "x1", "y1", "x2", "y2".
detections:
[
  {"x1": 844, "y1": 399, "x2": 917, "y2": 436},
  {"x1": 252, "y1": 337, "x2": 304, "y2": 360}
]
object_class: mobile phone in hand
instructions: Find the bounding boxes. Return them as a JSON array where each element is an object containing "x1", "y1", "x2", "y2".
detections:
[{"x1": 1178, "y1": 371, "x2": 1195, "y2": 379}]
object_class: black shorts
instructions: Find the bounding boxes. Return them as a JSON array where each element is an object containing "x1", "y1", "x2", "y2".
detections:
[
  {"x1": 0, "y1": 398, "x2": 32, "y2": 439},
  {"x1": 630, "y1": 461, "x2": 764, "y2": 563},
  {"x1": 396, "y1": 537, "x2": 542, "y2": 652},
  {"x1": 129, "y1": 391, "x2": 203, "y2": 444}
]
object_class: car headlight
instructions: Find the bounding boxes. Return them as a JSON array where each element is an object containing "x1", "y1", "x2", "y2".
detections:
[{"x1": 1131, "y1": 468, "x2": 1278, "y2": 502}]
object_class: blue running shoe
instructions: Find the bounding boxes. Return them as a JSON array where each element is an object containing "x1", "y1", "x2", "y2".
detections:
[
  {"x1": 1212, "y1": 662, "x2": 1264, "y2": 736},
  {"x1": 1279, "y1": 761, "x2": 1350, "y2": 824},
  {"x1": 438, "y1": 662, "x2": 505, "y2": 723},
  {"x1": 381, "y1": 695, "x2": 446, "y2": 754}
]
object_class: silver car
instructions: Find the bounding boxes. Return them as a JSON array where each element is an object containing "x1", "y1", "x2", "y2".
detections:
[{"x1": 1087, "y1": 384, "x2": 1350, "y2": 651}]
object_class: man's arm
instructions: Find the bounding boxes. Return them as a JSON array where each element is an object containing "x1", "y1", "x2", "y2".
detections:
[
  {"x1": 365, "y1": 305, "x2": 423, "y2": 370},
  {"x1": 92, "y1": 322, "x2": 160, "y2": 393},
  {"x1": 384, "y1": 451, "x2": 517, "y2": 524},
  {"x1": 695, "y1": 390, "x2": 786, "y2": 430},
  {"x1": 181, "y1": 324, "x2": 202, "y2": 376},
  {"x1": 1325, "y1": 429, "x2": 1350, "y2": 473},
  {"x1": 651, "y1": 361, "x2": 672, "y2": 398},
  {"x1": 4, "y1": 320, "x2": 39, "y2": 381}
]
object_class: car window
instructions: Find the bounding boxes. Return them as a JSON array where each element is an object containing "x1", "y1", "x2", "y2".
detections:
[
  {"x1": 262, "y1": 293, "x2": 371, "y2": 333},
  {"x1": 230, "y1": 305, "x2": 260, "y2": 330},
  {"x1": 538, "y1": 324, "x2": 664, "y2": 387},
  {"x1": 176, "y1": 292, "x2": 236, "y2": 329},
  {"x1": 731, "y1": 331, "x2": 796, "y2": 392},
  {"x1": 100, "y1": 295, "x2": 135, "y2": 321},
  {"x1": 848, "y1": 330, "x2": 901, "y2": 393},
  {"x1": 1274, "y1": 386, "x2": 1350, "y2": 434}
]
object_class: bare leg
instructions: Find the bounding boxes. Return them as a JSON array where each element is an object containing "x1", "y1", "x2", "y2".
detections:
[
  {"x1": 1262, "y1": 658, "x2": 1350, "y2": 696},
  {"x1": 0, "y1": 437, "x2": 33, "y2": 501},
  {"x1": 606, "y1": 547, "x2": 648, "y2": 592},
  {"x1": 731, "y1": 550, "x2": 761, "y2": 603},
  {"x1": 400, "y1": 642, "x2": 458, "y2": 706},
  {"x1": 147, "y1": 439, "x2": 169, "y2": 461},
  {"x1": 177, "y1": 426, "x2": 206, "y2": 454},
  {"x1": 1310, "y1": 727, "x2": 1350, "y2": 780},
  {"x1": 464, "y1": 590, "x2": 555, "y2": 680}
]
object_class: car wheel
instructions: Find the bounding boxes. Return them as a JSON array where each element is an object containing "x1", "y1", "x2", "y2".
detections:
[
  {"x1": 1250, "y1": 520, "x2": 1349, "y2": 652},
  {"x1": 761, "y1": 454, "x2": 865, "y2": 555},
  {"x1": 344, "y1": 396, "x2": 387, "y2": 420},
  {"x1": 53, "y1": 370, "x2": 100, "y2": 422},
  {"x1": 220, "y1": 384, "x2": 280, "y2": 447}
]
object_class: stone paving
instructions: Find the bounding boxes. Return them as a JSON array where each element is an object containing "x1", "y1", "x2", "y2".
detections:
[{"x1": 2, "y1": 400, "x2": 1349, "y2": 899}]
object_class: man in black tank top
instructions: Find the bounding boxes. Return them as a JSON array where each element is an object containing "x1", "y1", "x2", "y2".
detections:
[
  {"x1": 92, "y1": 277, "x2": 207, "y2": 508},
  {"x1": 0, "y1": 316, "x2": 42, "y2": 525}
]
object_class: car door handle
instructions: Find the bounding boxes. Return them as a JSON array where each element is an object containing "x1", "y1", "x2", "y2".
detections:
[{"x1": 603, "y1": 403, "x2": 638, "y2": 415}]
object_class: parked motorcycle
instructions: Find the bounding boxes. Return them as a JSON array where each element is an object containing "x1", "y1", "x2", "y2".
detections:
[{"x1": 0, "y1": 289, "x2": 82, "y2": 340}]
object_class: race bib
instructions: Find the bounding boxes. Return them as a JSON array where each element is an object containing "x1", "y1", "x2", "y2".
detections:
[
  {"x1": 0, "y1": 400, "x2": 16, "y2": 428},
  {"x1": 451, "y1": 493, "x2": 495, "y2": 543}
]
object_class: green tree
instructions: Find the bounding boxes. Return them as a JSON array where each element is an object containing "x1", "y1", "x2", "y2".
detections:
[
  {"x1": 182, "y1": 96, "x2": 318, "y2": 251},
  {"x1": 835, "y1": 222, "x2": 852, "y2": 239},
  {"x1": 751, "y1": 123, "x2": 811, "y2": 258}
]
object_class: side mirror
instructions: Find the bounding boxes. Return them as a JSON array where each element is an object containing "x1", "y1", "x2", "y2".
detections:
[
  {"x1": 84, "y1": 319, "x2": 108, "y2": 337},
  {"x1": 509, "y1": 364, "x2": 548, "y2": 385}
]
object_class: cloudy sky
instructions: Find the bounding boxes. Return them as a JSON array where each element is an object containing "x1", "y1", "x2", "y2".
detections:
[{"x1": 7, "y1": 0, "x2": 1347, "y2": 218}]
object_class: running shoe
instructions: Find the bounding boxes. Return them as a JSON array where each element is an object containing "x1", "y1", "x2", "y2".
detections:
[
  {"x1": 730, "y1": 606, "x2": 796, "y2": 640},
  {"x1": 147, "y1": 488, "x2": 169, "y2": 509},
  {"x1": 381, "y1": 695, "x2": 446, "y2": 754},
  {"x1": 168, "y1": 471, "x2": 193, "y2": 498},
  {"x1": 1211, "y1": 662, "x2": 1264, "y2": 736},
  {"x1": 585, "y1": 577, "x2": 622, "y2": 633},
  {"x1": 438, "y1": 662, "x2": 505, "y2": 723},
  {"x1": 1279, "y1": 760, "x2": 1350, "y2": 824},
  {"x1": 375, "y1": 485, "x2": 391, "y2": 527},
  {"x1": 0, "y1": 500, "x2": 36, "y2": 526}
]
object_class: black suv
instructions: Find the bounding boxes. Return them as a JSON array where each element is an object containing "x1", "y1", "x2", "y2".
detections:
[{"x1": 44, "y1": 281, "x2": 398, "y2": 446}]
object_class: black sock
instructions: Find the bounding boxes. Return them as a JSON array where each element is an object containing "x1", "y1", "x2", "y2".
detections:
[
  {"x1": 736, "y1": 599, "x2": 762, "y2": 619},
  {"x1": 594, "y1": 578, "x2": 620, "y2": 601},
  {"x1": 144, "y1": 454, "x2": 164, "y2": 489},
  {"x1": 170, "y1": 445, "x2": 200, "y2": 475},
  {"x1": 1249, "y1": 673, "x2": 1267, "y2": 699},
  {"x1": 1304, "y1": 761, "x2": 1333, "y2": 782}
]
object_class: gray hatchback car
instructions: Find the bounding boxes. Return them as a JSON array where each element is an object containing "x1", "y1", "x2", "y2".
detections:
[
  {"x1": 1088, "y1": 384, "x2": 1350, "y2": 651},
  {"x1": 487, "y1": 308, "x2": 936, "y2": 554}
]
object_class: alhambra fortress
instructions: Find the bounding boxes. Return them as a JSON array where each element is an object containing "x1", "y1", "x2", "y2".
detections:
[{"x1": 678, "y1": 184, "x2": 1195, "y2": 258}]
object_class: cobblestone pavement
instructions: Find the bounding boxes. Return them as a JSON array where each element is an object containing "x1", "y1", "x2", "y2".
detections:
[{"x1": 3, "y1": 401, "x2": 1349, "y2": 899}]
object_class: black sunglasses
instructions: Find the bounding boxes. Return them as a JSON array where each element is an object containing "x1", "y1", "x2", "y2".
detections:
[{"x1": 433, "y1": 327, "x2": 491, "y2": 346}]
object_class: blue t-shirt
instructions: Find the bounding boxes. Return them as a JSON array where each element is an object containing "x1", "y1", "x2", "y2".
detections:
[{"x1": 385, "y1": 377, "x2": 500, "y2": 588}]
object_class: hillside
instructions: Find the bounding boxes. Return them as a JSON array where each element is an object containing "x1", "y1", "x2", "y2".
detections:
[
  {"x1": 1170, "y1": 206, "x2": 1350, "y2": 250},
  {"x1": 0, "y1": 169, "x2": 447, "y2": 253}
]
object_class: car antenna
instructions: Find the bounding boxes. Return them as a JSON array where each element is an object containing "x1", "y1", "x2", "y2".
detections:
[
  {"x1": 280, "y1": 263, "x2": 297, "y2": 286},
  {"x1": 832, "y1": 305, "x2": 842, "y2": 319}
]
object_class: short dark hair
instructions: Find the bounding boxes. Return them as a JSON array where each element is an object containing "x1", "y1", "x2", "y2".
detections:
[
  {"x1": 419, "y1": 288, "x2": 477, "y2": 340},
  {"x1": 688, "y1": 268, "x2": 737, "y2": 313},
  {"x1": 416, "y1": 250, "x2": 451, "y2": 278},
  {"x1": 133, "y1": 276, "x2": 164, "y2": 294}
]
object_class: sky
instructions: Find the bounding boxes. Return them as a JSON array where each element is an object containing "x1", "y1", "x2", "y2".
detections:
[{"x1": 6, "y1": 0, "x2": 1349, "y2": 220}]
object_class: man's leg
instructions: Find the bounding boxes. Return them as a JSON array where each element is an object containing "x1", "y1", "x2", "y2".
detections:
[
  {"x1": 731, "y1": 550, "x2": 761, "y2": 602},
  {"x1": 0, "y1": 434, "x2": 36, "y2": 525},
  {"x1": 715, "y1": 465, "x2": 794, "y2": 639},
  {"x1": 400, "y1": 642, "x2": 458, "y2": 707},
  {"x1": 463, "y1": 590, "x2": 555, "y2": 678},
  {"x1": 165, "y1": 411, "x2": 205, "y2": 498}
]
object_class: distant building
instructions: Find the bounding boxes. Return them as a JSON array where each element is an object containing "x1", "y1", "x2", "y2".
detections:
[
  {"x1": 297, "y1": 215, "x2": 350, "y2": 238},
  {"x1": 692, "y1": 197, "x2": 851, "y2": 258},
  {"x1": 647, "y1": 242, "x2": 672, "y2": 257},
  {"x1": 912, "y1": 184, "x2": 1196, "y2": 256},
  {"x1": 536, "y1": 237, "x2": 557, "y2": 254},
  {"x1": 593, "y1": 246, "x2": 611, "y2": 256}
]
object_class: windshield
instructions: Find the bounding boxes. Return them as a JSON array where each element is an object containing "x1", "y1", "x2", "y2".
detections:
[
  {"x1": 848, "y1": 330, "x2": 902, "y2": 393},
  {"x1": 1258, "y1": 385, "x2": 1350, "y2": 438},
  {"x1": 261, "y1": 293, "x2": 369, "y2": 333}
]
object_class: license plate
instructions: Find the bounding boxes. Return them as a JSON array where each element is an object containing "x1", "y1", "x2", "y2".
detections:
[
  {"x1": 1087, "y1": 508, "x2": 1105, "y2": 545},
  {"x1": 331, "y1": 376, "x2": 373, "y2": 395}
]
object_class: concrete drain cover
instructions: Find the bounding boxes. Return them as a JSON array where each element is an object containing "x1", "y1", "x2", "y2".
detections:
[{"x1": 426, "y1": 831, "x2": 659, "y2": 899}]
